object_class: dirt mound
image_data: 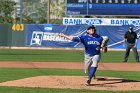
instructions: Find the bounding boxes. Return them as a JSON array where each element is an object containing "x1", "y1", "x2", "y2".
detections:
[{"x1": 0, "y1": 76, "x2": 140, "y2": 91}]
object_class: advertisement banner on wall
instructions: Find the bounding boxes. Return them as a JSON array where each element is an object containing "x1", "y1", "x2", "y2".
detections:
[
  {"x1": 26, "y1": 24, "x2": 89, "y2": 48},
  {"x1": 63, "y1": 18, "x2": 140, "y2": 26}
]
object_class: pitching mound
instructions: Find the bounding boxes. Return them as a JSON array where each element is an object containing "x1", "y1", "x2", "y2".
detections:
[{"x1": 0, "y1": 76, "x2": 140, "y2": 91}]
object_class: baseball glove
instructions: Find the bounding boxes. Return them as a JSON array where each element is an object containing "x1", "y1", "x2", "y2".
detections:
[
  {"x1": 101, "y1": 36, "x2": 109, "y2": 53},
  {"x1": 101, "y1": 36, "x2": 109, "y2": 47}
]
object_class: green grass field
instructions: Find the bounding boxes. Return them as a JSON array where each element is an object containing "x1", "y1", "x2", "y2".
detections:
[
  {"x1": 0, "y1": 87, "x2": 140, "y2": 93},
  {"x1": 0, "y1": 49, "x2": 139, "y2": 62},
  {"x1": 0, "y1": 49, "x2": 140, "y2": 93},
  {"x1": 0, "y1": 68, "x2": 139, "y2": 82}
]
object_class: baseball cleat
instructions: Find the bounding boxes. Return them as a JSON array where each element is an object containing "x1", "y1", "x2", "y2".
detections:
[{"x1": 85, "y1": 79, "x2": 91, "y2": 86}]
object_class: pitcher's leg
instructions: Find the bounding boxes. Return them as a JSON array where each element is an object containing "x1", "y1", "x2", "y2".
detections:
[
  {"x1": 86, "y1": 55, "x2": 100, "y2": 85},
  {"x1": 84, "y1": 55, "x2": 92, "y2": 75}
]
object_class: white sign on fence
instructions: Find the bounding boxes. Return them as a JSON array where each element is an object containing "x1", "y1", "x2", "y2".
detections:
[{"x1": 63, "y1": 18, "x2": 140, "y2": 26}]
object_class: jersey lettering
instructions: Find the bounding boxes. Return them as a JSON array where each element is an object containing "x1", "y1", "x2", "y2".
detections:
[{"x1": 87, "y1": 41, "x2": 100, "y2": 45}]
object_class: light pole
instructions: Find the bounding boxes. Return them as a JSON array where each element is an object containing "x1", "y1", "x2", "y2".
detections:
[
  {"x1": 47, "y1": 0, "x2": 50, "y2": 24},
  {"x1": 20, "y1": 0, "x2": 22, "y2": 24}
]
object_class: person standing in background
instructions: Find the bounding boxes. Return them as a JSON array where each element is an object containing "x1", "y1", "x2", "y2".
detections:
[{"x1": 123, "y1": 27, "x2": 139, "y2": 62}]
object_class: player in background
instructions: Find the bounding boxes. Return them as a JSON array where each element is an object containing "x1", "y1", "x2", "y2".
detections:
[
  {"x1": 123, "y1": 27, "x2": 139, "y2": 62},
  {"x1": 59, "y1": 25, "x2": 108, "y2": 85}
]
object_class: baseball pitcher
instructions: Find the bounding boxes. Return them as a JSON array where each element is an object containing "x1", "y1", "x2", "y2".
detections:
[{"x1": 59, "y1": 25, "x2": 109, "y2": 86}]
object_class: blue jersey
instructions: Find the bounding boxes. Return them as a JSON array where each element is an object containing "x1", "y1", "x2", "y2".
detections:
[{"x1": 72, "y1": 34, "x2": 103, "y2": 56}]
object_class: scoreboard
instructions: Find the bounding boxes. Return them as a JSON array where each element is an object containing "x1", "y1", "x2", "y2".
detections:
[{"x1": 66, "y1": 0, "x2": 140, "y2": 15}]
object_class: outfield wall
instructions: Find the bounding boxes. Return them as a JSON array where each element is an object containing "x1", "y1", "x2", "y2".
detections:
[
  {"x1": 0, "y1": 24, "x2": 140, "y2": 49},
  {"x1": 0, "y1": 24, "x2": 25, "y2": 47}
]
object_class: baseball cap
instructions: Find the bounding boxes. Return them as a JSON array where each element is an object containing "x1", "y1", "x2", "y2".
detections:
[
  {"x1": 87, "y1": 25, "x2": 96, "y2": 30},
  {"x1": 128, "y1": 27, "x2": 133, "y2": 30}
]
